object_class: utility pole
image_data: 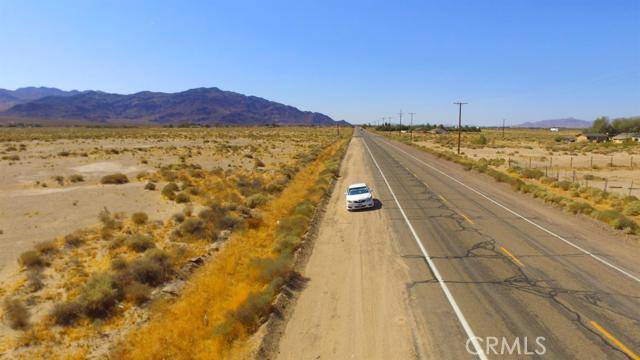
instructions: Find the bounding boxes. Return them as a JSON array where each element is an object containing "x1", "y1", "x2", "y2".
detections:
[
  {"x1": 398, "y1": 110, "x2": 403, "y2": 136},
  {"x1": 502, "y1": 118, "x2": 506, "y2": 139},
  {"x1": 454, "y1": 102, "x2": 468, "y2": 154},
  {"x1": 409, "y1": 112, "x2": 415, "y2": 141}
]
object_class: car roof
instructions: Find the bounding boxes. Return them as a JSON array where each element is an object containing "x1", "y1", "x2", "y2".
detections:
[{"x1": 348, "y1": 183, "x2": 368, "y2": 189}]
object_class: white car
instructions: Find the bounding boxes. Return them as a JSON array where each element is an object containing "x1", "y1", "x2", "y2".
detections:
[{"x1": 345, "y1": 183, "x2": 374, "y2": 210}]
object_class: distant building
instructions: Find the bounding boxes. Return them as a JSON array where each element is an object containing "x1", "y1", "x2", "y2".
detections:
[
  {"x1": 576, "y1": 133, "x2": 608, "y2": 143},
  {"x1": 550, "y1": 127, "x2": 559, "y2": 132},
  {"x1": 429, "y1": 128, "x2": 449, "y2": 134},
  {"x1": 611, "y1": 133, "x2": 640, "y2": 144}
]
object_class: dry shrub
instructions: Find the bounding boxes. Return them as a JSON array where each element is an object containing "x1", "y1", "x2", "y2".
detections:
[
  {"x1": 3, "y1": 298, "x2": 29, "y2": 329},
  {"x1": 144, "y1": 182, "x2": 156, "y2": 190},
  {"x1": 34, "y1": 240, "x2": 57, "y2": 255},
  {"x1": 175, "y1": 193, "x2": 190, "y2": 203},
  {"x1": 129, "y1": 249, "x2": 172, "y2": 286},
  {"x1": 26, "y1": 270, "x2": 44, "y2": 292},
  {"x1": 131, "y1": 212, "x2": 149, "y2": 225},
  {"x1": 18, "y1": 251, "x2": 44, "y2": 268},
  {"x1": 64, "y1": 232, "x2": 85, "y2": 247},
  {"x1": 50, "y1": 301, "x2": 83, "y2": 326},
  {"x1": 179, "y1": 218, "x2": 205, "y2": 236},
  {"x1": 123, "y1": 281, "x2": 152, "y2": 305},
  {"x1": 126, "y1": 234, "x2": 156, "y2": 252},
  {"x1": 69, "y1": 174, "x2": 84, "y2": 183},
  {"x1": 100, "y1": 173, "x2": 129, "y2": 185}
]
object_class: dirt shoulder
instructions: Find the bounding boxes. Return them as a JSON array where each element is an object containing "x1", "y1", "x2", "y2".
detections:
[{"x1": 274, "y1": 136, "x2": 421, "y2": 360}]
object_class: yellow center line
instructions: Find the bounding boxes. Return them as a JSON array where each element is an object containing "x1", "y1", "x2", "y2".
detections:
[
  {"x1": 590, "y1": 321, "x2": 639, "y2": 360},
  {"x1": 459, "y1": 212, "x2": 475, "y2": 225},
  {"x1": 500, "y1": 246, "x2": 525, "y2": 268},
  {"x1": 438, "y1": 194, "x2": 474, "y2": 224}
]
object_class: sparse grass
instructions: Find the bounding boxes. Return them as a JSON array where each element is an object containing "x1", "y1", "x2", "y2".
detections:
[
  {"x1": 120, "y1": 133, "x2": 350, "y2": 358},
  {"x1": 100, "y1": 173, "x2": 129, "y2": 185},
  {"x1": 0, "y1": 126, "x2": 350, "y2": 356}
]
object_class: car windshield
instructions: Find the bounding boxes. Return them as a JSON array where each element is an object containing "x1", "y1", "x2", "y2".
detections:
[{"x1": 348, "y1": 187, "x2": 369, "y2": 195}]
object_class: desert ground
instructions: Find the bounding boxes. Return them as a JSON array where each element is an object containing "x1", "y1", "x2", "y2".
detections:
[{"x1": 0, "y1": 126, "x2": 347, "y2": 358}]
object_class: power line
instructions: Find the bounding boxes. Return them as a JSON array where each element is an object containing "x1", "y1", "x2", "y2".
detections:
[
  {"x1": 453, "y1": 102, "x2": 468, "y2": 154},
  {"x1": 408, "y1": 112, "x2": 415, "y2": 141},
  {"x1": 398, "y1": 110, "x2": 403, "y2": 135}
]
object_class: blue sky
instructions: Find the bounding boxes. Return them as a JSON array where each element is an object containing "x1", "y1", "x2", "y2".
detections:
[{"x1": 0, "y1": 0, "x2": 638, "y2": 125}]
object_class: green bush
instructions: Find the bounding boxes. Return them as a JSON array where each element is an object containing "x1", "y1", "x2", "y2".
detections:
[
  {"x1": 557, "y1": 180, "x2": 572, "y2": 191},
  {"x1": 50, "y1": 301, "x2": 83, "y2": 326},
  {"x1": 162, "y1": 182, "x2": 179, "y2": 199},
  {"x1": 126, "y1": 234, "x2": 156, "y2": 252},
  {"x1": 179, "y1": 218, "x2": 205, "y2": 236},
  {"x1": 520, "y1": 168, "x2": 544, "y2": 179},
  {"x1": 245, "y1": 193, "x2": 268, "y2": 209},
  {"x1": 100, "y1": 173, "x2": 129, "y2": 185},
  {"x1": 565, "y1": 201, "x2": 594, "y2": 215},
  {"x1": 623, "y1": 201, "x2": 640, "y2": 216},
  {"x1": 129, "y1": 249, "x2": 172, "y2": 286},
  {"x1": 144, "y1": 182, "x2": 156, "y2": 191},
  {"x1": 79, "y1": 273, "x2": 120, "y2": 318},
  {"x1": 3, "y1": 298, "x2": 29, "y2": 329}
]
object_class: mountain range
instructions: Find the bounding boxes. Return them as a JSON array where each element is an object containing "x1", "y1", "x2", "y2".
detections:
[
  {"x1": 0, "y1": 87, "x2": 81, "y2": 111},
  {"x1": 0, "y1": 87, "x2": 348, "y2": 126},
  {"x1": 515, "y1": 118, "x2": 592, "y2": 129}
]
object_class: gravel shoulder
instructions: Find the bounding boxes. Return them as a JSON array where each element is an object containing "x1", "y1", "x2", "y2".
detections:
[{"x1": 276, "y1": 136, "x2": 422, "y2": 360}]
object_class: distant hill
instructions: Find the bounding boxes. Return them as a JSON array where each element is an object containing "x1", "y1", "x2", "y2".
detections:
[
  {"x1": 515, "y1": 118, "x2": 592, "y2": 129},
  {"x1": 0, "y1": 87, "x2": 80, "y2": 111},
  {"x1": 1, "y1": 87, "x2": 348, "y2": 126}
]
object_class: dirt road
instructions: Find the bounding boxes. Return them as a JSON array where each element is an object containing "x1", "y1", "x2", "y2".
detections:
[{"x1": 276, "y1": 136, "x2": 423, "y2": 359}]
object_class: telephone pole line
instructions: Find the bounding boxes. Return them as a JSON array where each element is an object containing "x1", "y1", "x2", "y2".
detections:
[
  {"x1": 502, "y1": 118, "x2": 506, "y2": 139},
  {"x1": 398, "y1": 110, "x2": 403, "y2": 135},
  {"x1": 408, "y1": 112, "x2": 415, "y2": 141},
  {"x1": 454, "y1": 102, "x2": 468, "y2": 154}
]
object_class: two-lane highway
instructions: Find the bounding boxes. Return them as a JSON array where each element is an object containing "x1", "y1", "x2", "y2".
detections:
[{"x1": 361, "y1": 129, "x2": 640, "y2": 359}]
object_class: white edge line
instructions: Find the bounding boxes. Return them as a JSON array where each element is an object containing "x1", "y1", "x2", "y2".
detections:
[
  {"x1": 377, "y1": 135, "x2": 640, "y2": 284},
  {"x1": 363, "y1": 139, "x2": 488, "y2": 360}
]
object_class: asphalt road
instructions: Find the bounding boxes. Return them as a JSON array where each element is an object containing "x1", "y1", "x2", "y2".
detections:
[{"x1": 359, "y1": 129, "x2": 640, "y2": 359}]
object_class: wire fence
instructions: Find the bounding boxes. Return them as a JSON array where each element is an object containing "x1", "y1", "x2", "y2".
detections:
[{"x1": 505, "y1": 155, "x2": 640, "y2": 197}]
